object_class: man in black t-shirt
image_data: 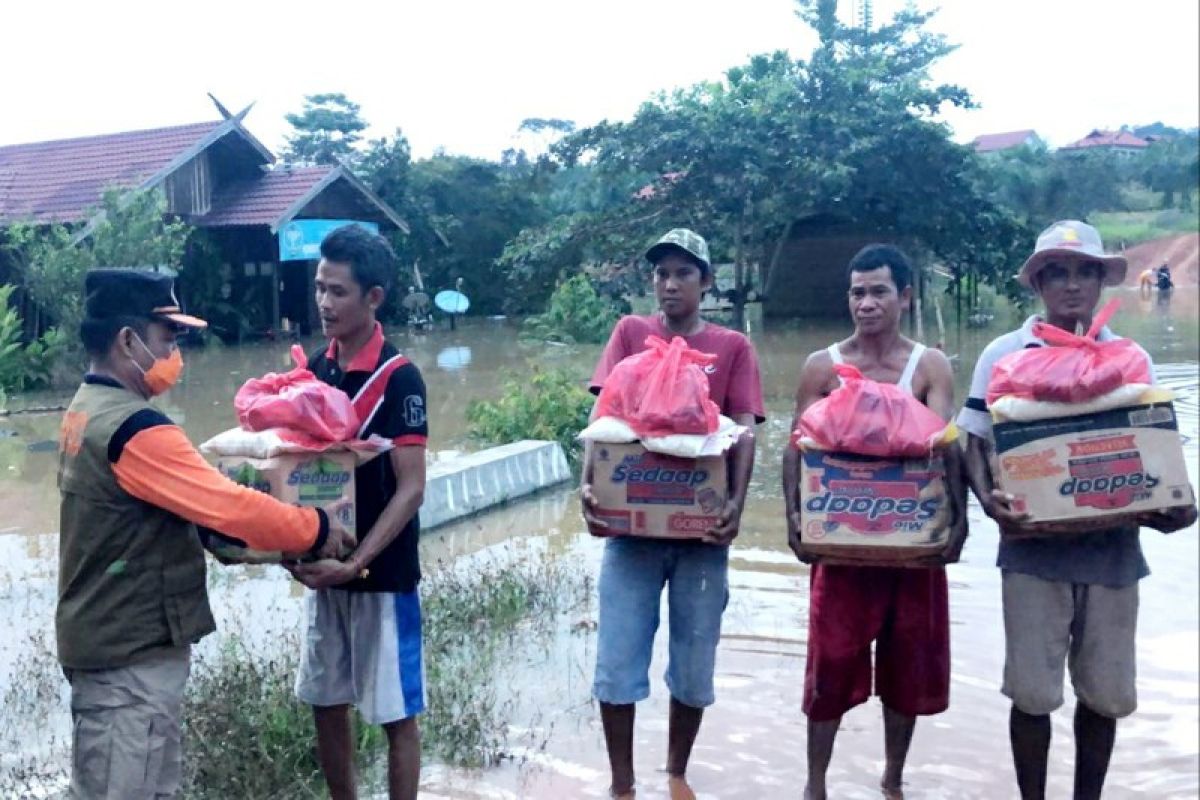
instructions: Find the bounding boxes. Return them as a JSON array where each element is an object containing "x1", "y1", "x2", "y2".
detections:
[{"x1": 289, "y1": 225, "x2": 428, "y2": 800}]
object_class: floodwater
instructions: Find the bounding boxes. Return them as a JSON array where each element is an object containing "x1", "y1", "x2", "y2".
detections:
[{"x1": 0, "y1": 287, "x2": 1197, "y2": 799}]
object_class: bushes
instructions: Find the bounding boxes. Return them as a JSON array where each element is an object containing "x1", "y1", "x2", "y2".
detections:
[
  {"x1": 522, "y1": 274, "x2": 620, "y2": 345},
  {"x1": 466, "y1": 366, "x2": 594, "y2": 468},
  {"x1": 0, "y1": 285, "x2": 67, "y2": 400}
]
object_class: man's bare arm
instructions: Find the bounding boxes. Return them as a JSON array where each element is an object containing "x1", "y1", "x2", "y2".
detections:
[
  {"x1": 702, "y1": 412, "x2": 757, "y2": 546},
  {"x1": 965, "y1": 432, "x2": 1033, "y2": 531},
  {"x1": 783, "y1": 351, "x2": 834, "y2": 561},
  {"x1": 920, "y1": 349, "x2": 968, "y2": 562}
]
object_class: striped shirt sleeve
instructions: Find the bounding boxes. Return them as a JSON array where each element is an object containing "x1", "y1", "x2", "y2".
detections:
[{"x1": 956, "y1": 339, "x2": 1003, "y2": 439}]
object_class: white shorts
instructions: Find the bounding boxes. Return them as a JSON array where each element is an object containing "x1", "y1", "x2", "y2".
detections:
[{"x1": 295, "y1": 589, "x2": 426, "y2": 725}]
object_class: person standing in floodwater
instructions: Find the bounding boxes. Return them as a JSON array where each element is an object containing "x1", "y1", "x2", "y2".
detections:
[
  {"x1": 580, "y1": 228, "x2": 764, "y2": 800},
  {"x1": 288, "y1": 225, "x2": 430, "y2": 800},
  {"x1": 56, "y1": 269, "x2": 352, "y2": 800},
  {"x1": 781, "y1": 244, "x2": 965, "y2": 800},
  {"x1": 959, "y1": 221, "x2": 1198, "y2": 800}
]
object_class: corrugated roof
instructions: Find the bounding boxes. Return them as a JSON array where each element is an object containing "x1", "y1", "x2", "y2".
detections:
[
  {"x1": 0, "y1": 121, "x2": 222, "y2": 224},
  {"x1": 197, "y1": 166, "x2": 334, "y2": 227},
  {"x1": 971, "y1": 129, "x2": 1038, "y2": 153},
  {"x1": 1060, "y1": 129, "x2": 1150, "y2": 150}
]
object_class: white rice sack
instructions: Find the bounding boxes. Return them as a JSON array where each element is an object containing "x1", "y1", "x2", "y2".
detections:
[
  {"x1": 577, "y1": 416, "x2": 638, "y2": 444},
  {"x1": 200, "y1": 427, "x2": 291, "y2": 458},
  {"x1": 990, "y1": 384, "x2": 1169, "y2": 423},
  {"x1": 642, "y1": 415, "x2": 748, "y2": 458},
  {"x1": 200, "y1": 427, "x2": 392, "y2": 462}
]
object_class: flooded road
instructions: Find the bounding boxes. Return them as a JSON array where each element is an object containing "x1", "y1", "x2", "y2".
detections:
[{"x1": 1, "y1": 287, "x2": 1197, "y2": 798}]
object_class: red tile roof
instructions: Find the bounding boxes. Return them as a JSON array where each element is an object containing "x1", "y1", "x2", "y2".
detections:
[
  {"x1": 971, "y1": 129, "x2": 1038, "y2": 153},
  {"x1": 197, "y1": 166, "x2": 334, "y2": 227},
  {"x1": 1061, "y1": 129, "x2": 1149, "y2": 150},
  {"x1": 0, "y1": 121, "x2": 222, "y2": 224}
]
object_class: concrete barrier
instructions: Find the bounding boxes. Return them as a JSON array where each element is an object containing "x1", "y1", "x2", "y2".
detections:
[{"x1": 421, "y1": 440, "x2": 572, "y2": 530}]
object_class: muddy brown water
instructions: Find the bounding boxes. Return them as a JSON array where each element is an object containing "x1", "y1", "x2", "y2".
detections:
[{"x1": 1, "y1": 288, "x2": 1197, "y2": 799}]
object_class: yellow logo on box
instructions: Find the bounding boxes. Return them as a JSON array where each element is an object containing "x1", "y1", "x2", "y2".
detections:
[{"x1": 1001, "y1": 448, "x2": 1064, "y2": 480}]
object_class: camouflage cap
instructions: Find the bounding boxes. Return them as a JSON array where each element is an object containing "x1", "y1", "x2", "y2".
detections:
[{"x1": 645, "y1": 228, "x2": 711, "y2": 273}]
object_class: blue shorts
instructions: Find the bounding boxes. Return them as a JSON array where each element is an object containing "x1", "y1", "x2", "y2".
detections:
[
  {"x1": 593, "y1": 537, "x2": 730, "y2": 708},
  {"x1": 295, "y1": 589, "x2": 426, "y2": 725}
]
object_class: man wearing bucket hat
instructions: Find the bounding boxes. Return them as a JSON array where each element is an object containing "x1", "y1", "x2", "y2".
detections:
[
  {"x1": 581, "y1": 229, "x2": 764, "y2": 800},
  {"x1": 958, "y1": 222, "x2": 1197, "y2": 800},
  {"x1": 56, "y1": 268, "x2": 353, "y2": 799}
]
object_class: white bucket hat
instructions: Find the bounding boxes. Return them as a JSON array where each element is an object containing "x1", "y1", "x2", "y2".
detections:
[{"x1": 1018, "y1": 220, "x2": 1127, "y2": 288}]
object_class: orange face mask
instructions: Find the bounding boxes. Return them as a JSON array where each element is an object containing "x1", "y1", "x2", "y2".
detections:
[{"x1": 132, "y1": 335, "x2": 183, "y2": 396}]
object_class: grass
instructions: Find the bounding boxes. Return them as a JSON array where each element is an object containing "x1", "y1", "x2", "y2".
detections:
[
  {"x1": 1091, "y1": 208, "x2": 1199, "y2": 248},
  {"x1": 0, "y1": 555, "x2": 589, "y2": 798},
  {"x1": 181, "y1": 633, "x2": 326, "y2": 799},
  {"x1": 0, "y1": 631, "x2": 69, "y2": 799},
  {"x1": 422, "y1": 555, "x2": 590, "y2": 768}
]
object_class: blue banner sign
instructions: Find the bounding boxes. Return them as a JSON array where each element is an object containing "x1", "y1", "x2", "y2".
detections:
[{"x1": 278, "y1": 219, "x2": 379, "y2": 262}]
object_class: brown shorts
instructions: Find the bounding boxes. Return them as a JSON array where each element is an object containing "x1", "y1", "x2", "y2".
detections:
[{"x1": 64, "y1": 646, "x2": 190, "y2": 800}]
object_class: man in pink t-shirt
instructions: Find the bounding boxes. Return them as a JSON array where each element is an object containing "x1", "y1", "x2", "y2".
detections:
[{"x1": 582, "y1": 228, "x2": 764, "y2": 800}]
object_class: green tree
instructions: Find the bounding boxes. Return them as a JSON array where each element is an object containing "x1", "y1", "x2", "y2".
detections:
[
  {"x1": 357, "y1": 132, "x2": 551, "y2": 315},
  {"x1": 506, "y1": 0, "x2": 1030, "y2": 313},
  {"x1": 1141, "y1": 135, "x2": 1200, "y2": 210},
  {"x1": 4, "y1": 187, "x2": 191, "y2": 349},
  {"x1": 406, "y1": 155, "x2": 545, "y2": 315},
  {"x1": 284, "y1": 93, "x2": 368, "y2": 166},
  {"x1": 358, "y1": 129, "x2": 433, "y2": 308},
  {"x1": 983, "y1": 145, "x2": 1132, "y2": 222},
  {"x1": 502, "y1": 118, "x2": 577, "y2": 173},
  {"x1": 1132, "y1": 122, "x2": 1192, "y2": 139}
]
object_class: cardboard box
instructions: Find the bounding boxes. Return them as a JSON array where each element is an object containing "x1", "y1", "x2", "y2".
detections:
[
  {"x1": 797, "y1": 449, "x2": 958, "y2": 565},
  {"x1": 589, "y1": 442, "x2": 727, "y2": 539},
  {"x1": 993, "y1": 401, "x2": 1194, "y2": 529},
  {"x1": 204, "y1": 451, "x2": 357, "y2": 563}
]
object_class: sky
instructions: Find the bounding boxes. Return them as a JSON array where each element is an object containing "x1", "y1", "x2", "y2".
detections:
[{"x1": 1, "y1": 0, "x2": 1197, "y2": 159}]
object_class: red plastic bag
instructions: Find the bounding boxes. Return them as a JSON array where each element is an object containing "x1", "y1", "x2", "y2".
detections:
[
  {"x1": 986, "y1": 299, "x2": 1151, "y2": 406},
  {"x1": 594, "y1": 335, "x2": 720, "y2": 438},
  {"x1": 234, "y1": 345, "x2": 360, "y2": 445},
  {"x1": 794, "y1": 364, "x2": 952, "y2": 457}
]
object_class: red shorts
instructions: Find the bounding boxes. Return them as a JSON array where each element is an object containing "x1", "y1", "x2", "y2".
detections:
[{"x1": 803, "y1": 564, "x2": 950, "y2": 721}]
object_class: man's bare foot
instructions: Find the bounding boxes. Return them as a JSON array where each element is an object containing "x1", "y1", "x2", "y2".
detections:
[
  {"x1": 668, "y1": 774, "x2": 696, "y2": 800},
  {"x1": 881, "y1": 781, "x2": 905, "y2": 800},
  {"x1": 803, "y1": 783, "x2": 827, "y2": 800}
]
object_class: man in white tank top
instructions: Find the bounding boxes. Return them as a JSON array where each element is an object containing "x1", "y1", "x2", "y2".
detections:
[{"x1": 782, "y1": 244, "x2": 965, "y2": 800}]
